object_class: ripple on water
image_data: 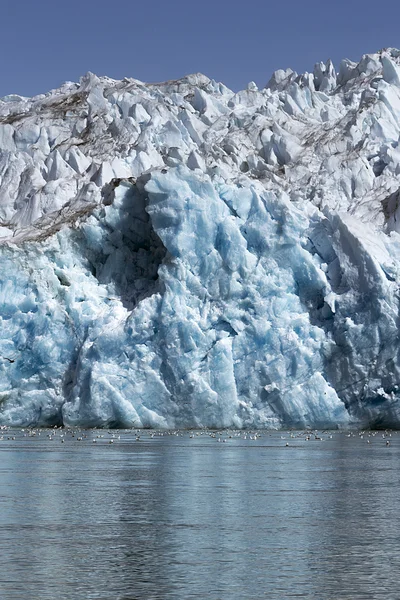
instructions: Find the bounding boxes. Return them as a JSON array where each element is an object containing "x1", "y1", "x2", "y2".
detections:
[{"x1": 0, "y1": 428, "x2": 400, "y2": 599}]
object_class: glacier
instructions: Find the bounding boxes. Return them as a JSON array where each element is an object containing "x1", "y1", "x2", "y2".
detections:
[{"x1": 2, "y1": 50, "x2": 400, "y2": 428}]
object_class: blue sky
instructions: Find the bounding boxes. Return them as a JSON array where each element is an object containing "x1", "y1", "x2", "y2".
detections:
[{"x1": 1, "y1": 0, "x2": 400, "y2": 97}]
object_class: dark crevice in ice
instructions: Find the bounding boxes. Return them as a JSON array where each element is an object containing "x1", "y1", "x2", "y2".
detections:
[{"x1": 80, "y1": 178, "x2": 168, "y2": 311}]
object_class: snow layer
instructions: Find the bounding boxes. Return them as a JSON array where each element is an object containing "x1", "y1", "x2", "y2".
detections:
[{"x1": 2, "y1": 49, "x2": 400, "y2": 427}]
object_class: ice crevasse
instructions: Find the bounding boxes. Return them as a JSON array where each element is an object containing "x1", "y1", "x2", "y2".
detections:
[{"x1": 1, "y1": 49, "x2": 400, "y2": 428}]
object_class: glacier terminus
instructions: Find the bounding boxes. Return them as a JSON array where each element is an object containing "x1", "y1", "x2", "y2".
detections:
[{"x1": 1, "y1": 49, "x2": 400, "y2": 428}]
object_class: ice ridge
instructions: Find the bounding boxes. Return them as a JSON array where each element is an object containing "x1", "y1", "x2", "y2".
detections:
[{"x1": 1, "y1": 49, "x2": 400, "y2": 428}]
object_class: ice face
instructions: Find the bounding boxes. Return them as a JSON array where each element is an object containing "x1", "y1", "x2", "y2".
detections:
[{"x1": 2, "y1": 49, "x2": 400, "y2": 427}]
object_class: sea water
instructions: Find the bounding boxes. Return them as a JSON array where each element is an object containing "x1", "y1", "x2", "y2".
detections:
[{"x1": 1, "y1": 429, "x2": 400, "y2": 599}]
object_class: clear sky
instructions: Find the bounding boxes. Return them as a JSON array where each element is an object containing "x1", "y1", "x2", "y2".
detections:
[{"x1": 1, "y1": 0, "x2": 400, "y2": 97}]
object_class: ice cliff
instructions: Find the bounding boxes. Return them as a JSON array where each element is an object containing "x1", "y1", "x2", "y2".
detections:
[{"x1": 2, "y1": 49, "x2": 400, "y2": 428}]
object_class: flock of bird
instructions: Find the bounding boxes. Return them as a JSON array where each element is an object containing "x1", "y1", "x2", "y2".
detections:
[{"x1": 0, "y1": 424, "x2": 397, "y2": 447}]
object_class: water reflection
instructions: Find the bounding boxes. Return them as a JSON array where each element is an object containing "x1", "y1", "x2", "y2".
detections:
[{"x1": 1, "y1": 431, "x2": 400, "y2": 599}]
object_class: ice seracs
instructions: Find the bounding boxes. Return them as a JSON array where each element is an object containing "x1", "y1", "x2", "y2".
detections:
[{"x1": 1, "y1": 49, "x2": 400, "y2": 428}]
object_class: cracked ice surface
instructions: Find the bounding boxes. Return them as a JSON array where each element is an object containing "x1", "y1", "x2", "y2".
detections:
[{"x1": 2, "y1": 49, "x2": 400, "y2": 427}]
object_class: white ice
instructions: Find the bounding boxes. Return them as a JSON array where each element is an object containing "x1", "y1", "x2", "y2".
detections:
[{"x1": 1, "y1": 49, "x2": 400, "y2": 427}]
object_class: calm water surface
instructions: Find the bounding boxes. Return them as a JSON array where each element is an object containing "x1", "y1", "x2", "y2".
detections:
[{"x1": 1, "y1": 428, "x2": 400, "y2": 599}]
